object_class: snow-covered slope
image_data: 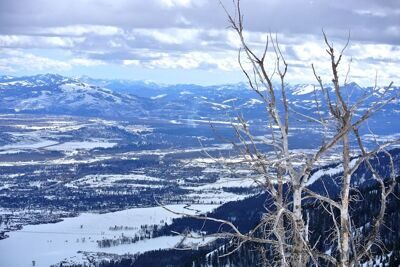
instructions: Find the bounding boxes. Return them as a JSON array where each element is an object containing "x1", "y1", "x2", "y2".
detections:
[
  {"x1": 0, "y1": 74, "x2": 398, "y2": 124},
  {"x1": 0, "y1": 74, "x2": 149, "y2": 118}
]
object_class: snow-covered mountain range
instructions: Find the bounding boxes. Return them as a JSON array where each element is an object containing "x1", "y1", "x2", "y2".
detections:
[
  {"x1": 0, "y1": 74, "x2": 151, "y2": 118},
  {"x1": 0, "y1": 74, "x2": 398, "y2": 123}
]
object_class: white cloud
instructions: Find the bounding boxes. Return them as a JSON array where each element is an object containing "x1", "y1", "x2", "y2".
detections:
[
  {"x1": 158, "y1": 0, "x2": 206, "y2": 8},
  {"x1": 133, "y1": 28, "x2": 200, "y2": 45},
  {"x1": 0, "y1": 17, "x2": 398, "y2": 86},
  {"x1": 353, "y1": 9, "x2": 387, "y2": 18},
  {"x1": 122, "y1": 59, "x2": 140, "y2": 66},
  {"x1": 0, "y1": 50, "x2": 71, "y2": 72},
  {"x1": 43, "y1": 25, "x2": 124, "y2": 36},
  {"x1": 116, "y1": 50, "x2": 240, "y2": 71},
  {"x1": 69, "y1": 58, "x2": 105, "y2": 67},
  {"x1": 0, "y1": 35, "x2": 84, "y2": 48},
  {"x1": 0, "y1": 49, "x2": 108, "y2": 73},
  {"x1": 350, "y1": 43, "x2": 400, "y2": 61}
]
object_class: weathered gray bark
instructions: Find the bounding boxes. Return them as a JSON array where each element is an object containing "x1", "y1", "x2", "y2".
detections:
[
  {"x1": 292, "y1": 184, "x2": 306, "y2": 266},
  {"x1": 340, "y1": 133, "x2": 351, "y2": 267}
]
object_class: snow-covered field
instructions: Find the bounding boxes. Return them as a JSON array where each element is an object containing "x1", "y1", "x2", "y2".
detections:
[
  {"x1": 0, "y1": 116, "x2": 153, "y2": 155},
  {"x1": 65, "y1": 174, "x2": 163, "y2": 188},
  {"x1": 45, "y1": 140, "x2": 117, "y2": 151},
  {"x1": 0, "y1": 204, "x2": 218, "y2": 267},
  {"x1": 0, "y1": 140, "x2": 58, "y2": 150},
  {"x1": 182, "y1": 176, "x2": 259, "y2": 191},
  {"x1": 0, "y1": 136, "x2": 117, "y2": 152}
]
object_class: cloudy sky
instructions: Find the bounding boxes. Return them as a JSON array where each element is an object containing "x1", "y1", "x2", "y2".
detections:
[{"x1": 0, "y1": 0, "x2": 399, "y2": 85}]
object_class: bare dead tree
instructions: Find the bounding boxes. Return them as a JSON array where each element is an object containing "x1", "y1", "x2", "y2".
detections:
[
  {"x1": 307, "y1": 31, "x2": 398, "y2": 266},
  {"x1": 158, "y1": 1, "x2": 399, "y2": 266}
]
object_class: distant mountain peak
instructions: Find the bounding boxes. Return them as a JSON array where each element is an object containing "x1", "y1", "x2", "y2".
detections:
[
  {"x1": 0, "y1": 73, "x2": 397, "y2": 121},
  {"x1": 290, "y1": 84, "x2": 318, "y2": 95}
]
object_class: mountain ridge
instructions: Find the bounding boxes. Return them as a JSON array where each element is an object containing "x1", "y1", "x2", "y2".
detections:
[{"x1": 0, "y1": 74, "x2": 398, "y2": 123}]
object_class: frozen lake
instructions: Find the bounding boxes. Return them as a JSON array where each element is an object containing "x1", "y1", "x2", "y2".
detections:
[{"x1": 0, "y1": 204, "x2": 217, "y2": 267}]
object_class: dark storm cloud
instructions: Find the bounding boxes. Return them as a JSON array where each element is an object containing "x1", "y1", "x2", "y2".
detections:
[
  {"x1": 234, "y1": 0, "x2": 399, "y2": 44},
  {"x1": 0, "y1": 0, "x2": 399, "y2": 83},
  {"x1": 0, "y1": 0, "x2": 204, "y2": 31},
  {"x1": 0, "y1": 0, "x2": 398, "y2": 44},
  {"x1": 84, "y1": 50, "x2": 161, "y2": 63}
]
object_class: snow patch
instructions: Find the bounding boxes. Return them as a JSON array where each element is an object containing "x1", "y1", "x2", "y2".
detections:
[
  {"x1": 292, "y1": 84, "x2": 317, "y2": 95},
  {"x1": 150, "y1": 94, "x2": 167, "y2": 100},
  {"x1": 0, "y1": 205, "x2": 218, "y2": 267}
]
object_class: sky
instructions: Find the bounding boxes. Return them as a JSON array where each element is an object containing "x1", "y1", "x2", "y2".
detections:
[{"x1": 0, "y1": 0, "x2": 399, "y2": 85}]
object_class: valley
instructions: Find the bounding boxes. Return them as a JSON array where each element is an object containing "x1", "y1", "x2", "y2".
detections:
[{"x1": 0, "y1": 74, "x2": 398, "y2": 266}]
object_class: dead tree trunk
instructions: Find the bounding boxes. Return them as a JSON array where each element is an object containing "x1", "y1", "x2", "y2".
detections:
[
  {"x1": 161, "y1": 2, "x2": 399, "y2": 266},
  {"x1": 340, "y1": 133, "x2": 351, "y2": 266}
]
